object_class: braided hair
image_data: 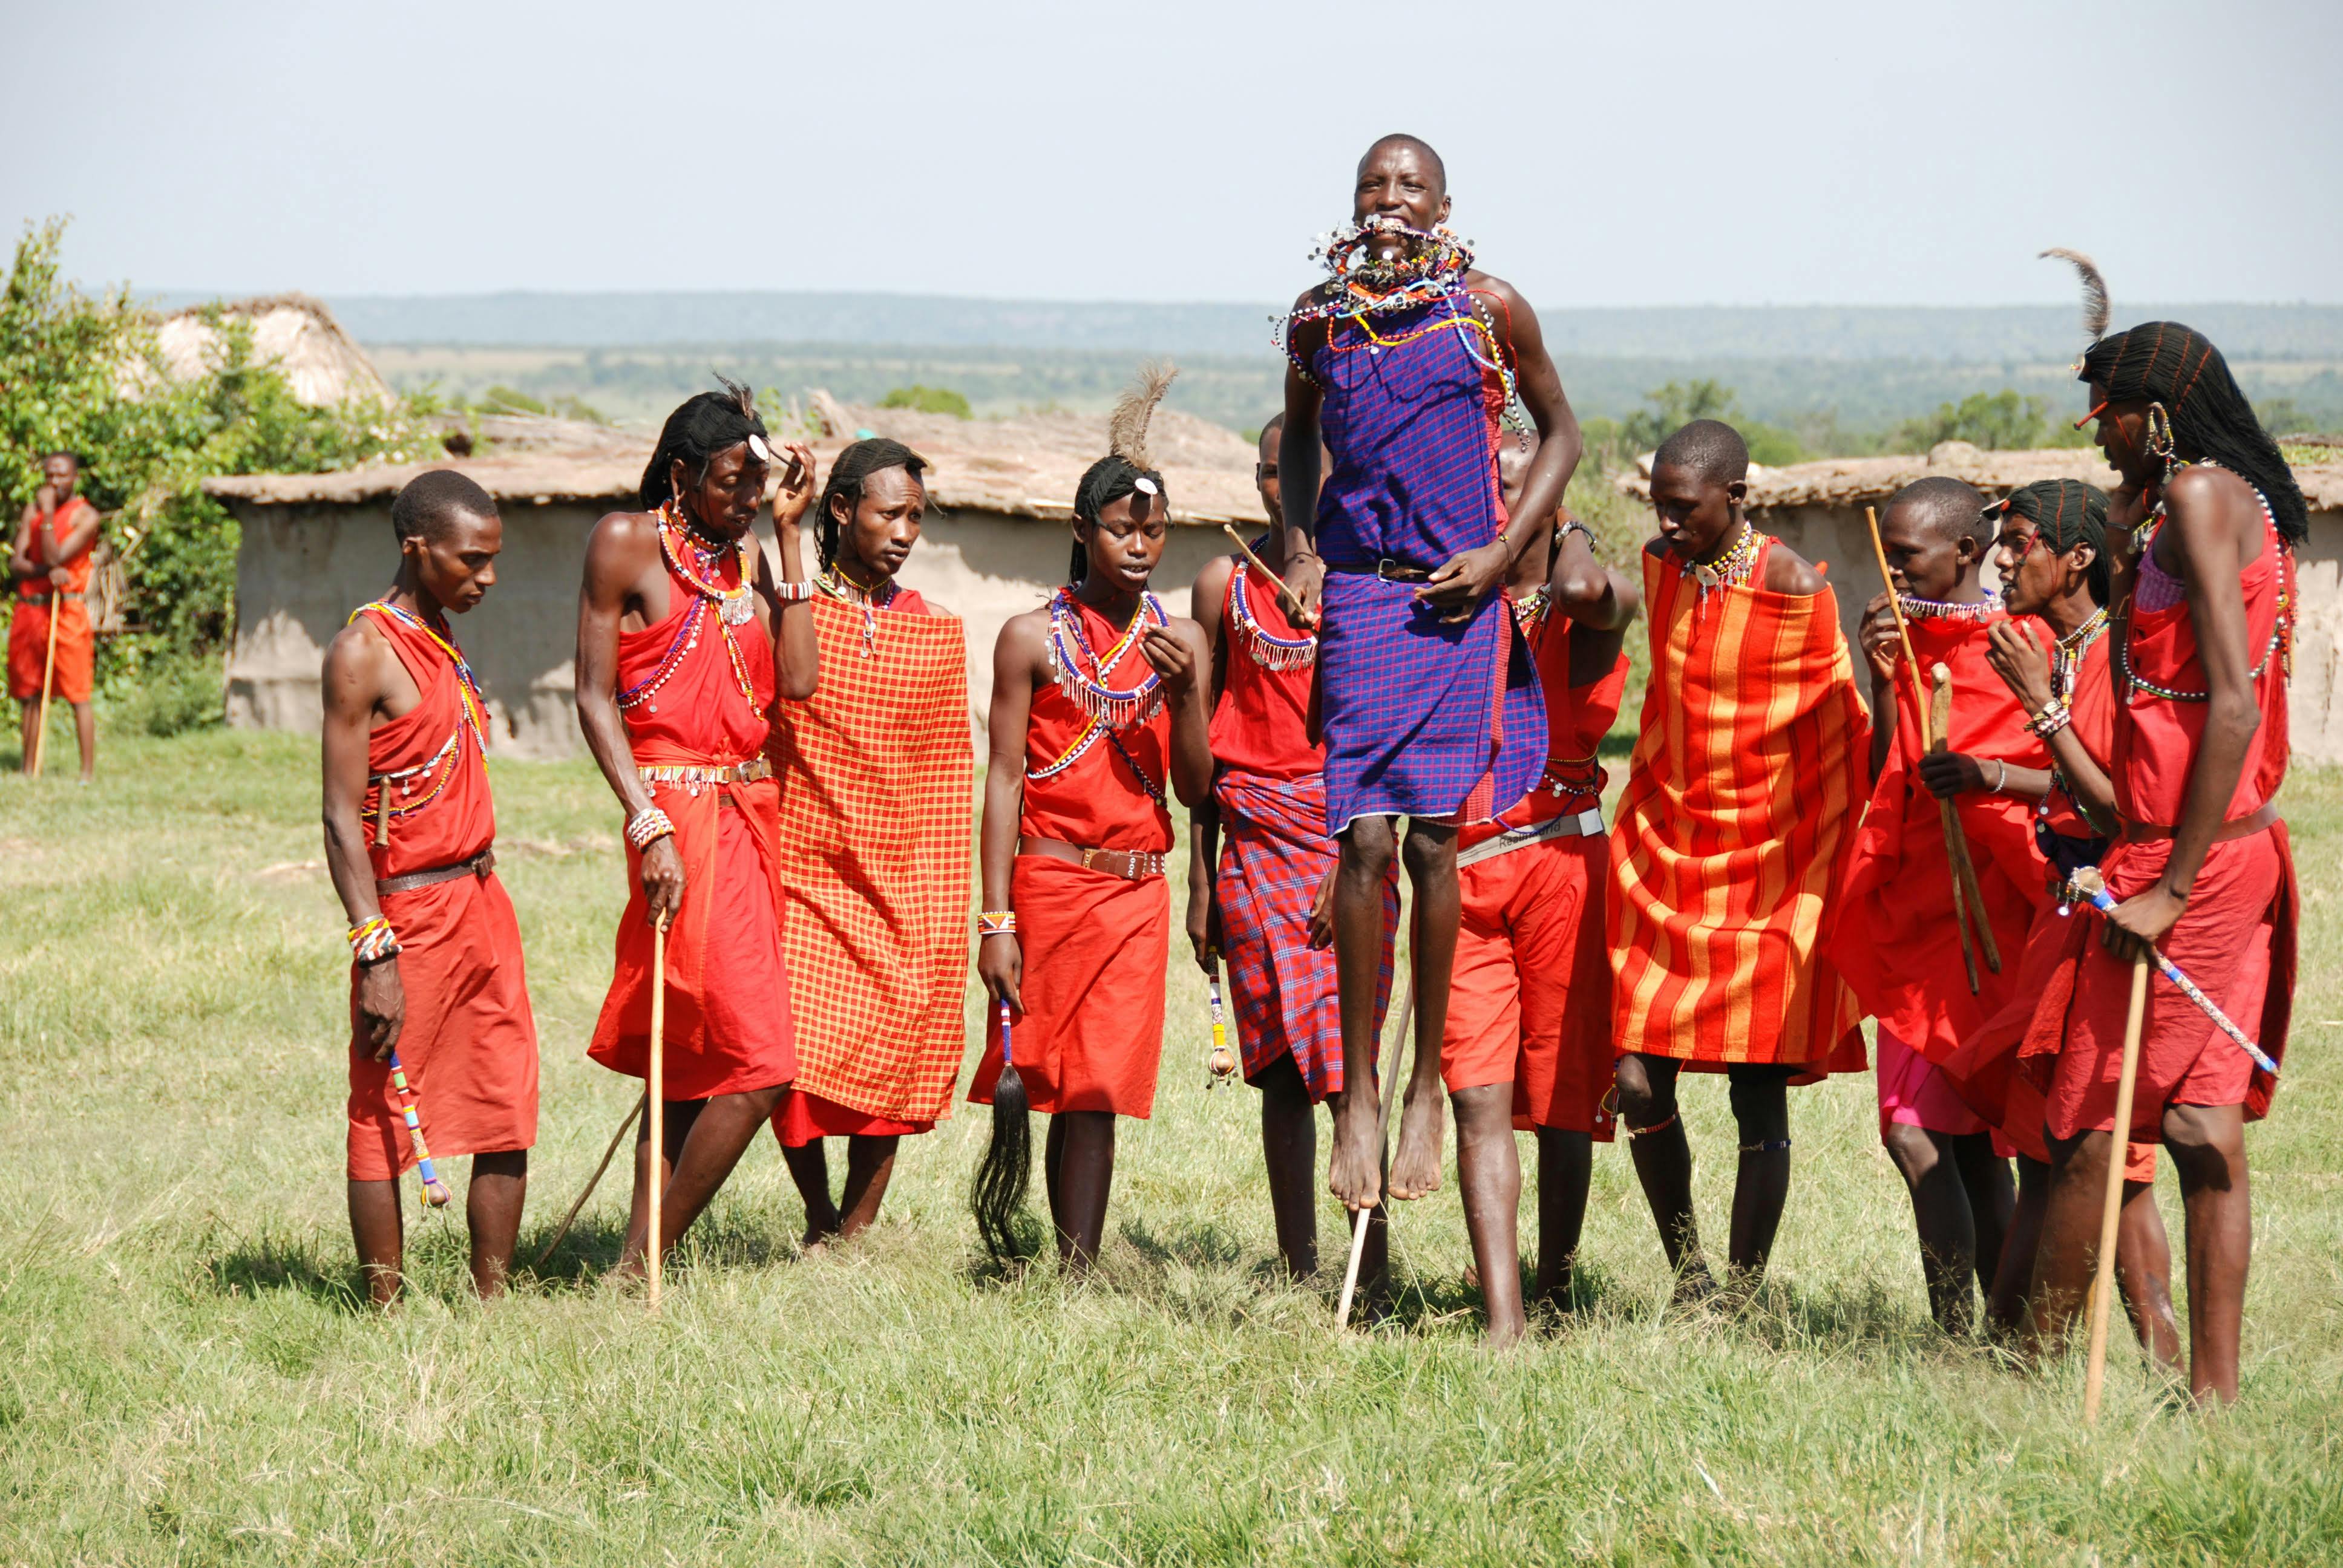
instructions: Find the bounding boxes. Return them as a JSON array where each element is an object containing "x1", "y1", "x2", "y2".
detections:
[
  {"x1": 638, "y1": 376, "x2": 768, "y2": 512},
  {"x1": 817, "y1": 438, "x2": 930, "y2": 570},
  {"x1": 2079, "y1": 323, "x2": 2306, "y2": 544},
  {"x1": 1066, "y1": 455, "x2": 1167, "y2": 584},
  {"x1": 1994, "y1": 479, "x2": 2111, "y2": 606}
]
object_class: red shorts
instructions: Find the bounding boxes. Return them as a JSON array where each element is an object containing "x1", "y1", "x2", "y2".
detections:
[
  {"x1": 2048, "y1": 830, "x2": 2282, "y2": 1142},
  {"x1": 1876, "y1": 1029, "x2": 2013, "y2": 1154},
  {"x1": 1444, "y1": 832, "x2": 1614, "y2": 1137}
]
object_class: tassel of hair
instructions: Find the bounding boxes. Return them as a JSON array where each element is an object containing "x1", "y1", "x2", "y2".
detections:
[{"x1": 970, "y1": 1005, "x2": 1036, "y2": 1266}]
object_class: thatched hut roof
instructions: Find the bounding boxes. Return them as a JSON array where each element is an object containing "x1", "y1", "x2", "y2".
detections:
[
  {"x1": 206, "y1": 394, "x2": 1271, "y2": 523},
  {"x1": 1615, "y1": 440, "x2": 2343, "y2": 512},
  {"x1": 151, "y1": 293, "x2": 392, "y2": 408}
]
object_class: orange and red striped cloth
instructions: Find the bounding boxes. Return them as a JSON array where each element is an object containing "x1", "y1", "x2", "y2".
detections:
[
  {"x1": 766, "y1": 594, "x2": 972, "y2": 1128},
  {"x1": 1607, "y1": 540, "x2": 1870, "y2": 1077}
]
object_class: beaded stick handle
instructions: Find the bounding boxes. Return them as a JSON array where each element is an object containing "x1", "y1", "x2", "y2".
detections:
[
  {"x1": 2071, "y1": 869, "x2": 2279, "y2": 1076},
  {"x1": 385, "y1": 1050, "x2": 453, "y2": 1207},
  {"x1": 998, "y1": 998, "x2": 1014, "y2": 1068},
  {"x1": 1204, "y1": 958, "x2": 1237, "y2": 1086}
]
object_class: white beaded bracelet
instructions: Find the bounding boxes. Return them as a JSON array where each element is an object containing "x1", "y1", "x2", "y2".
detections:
[{"x1": 626, "y1": 806, "x2": 677, "y2": 849}]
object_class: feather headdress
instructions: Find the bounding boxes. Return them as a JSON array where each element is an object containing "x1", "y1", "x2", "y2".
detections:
[
  {"x1": 1107, "y1": 360, "x2": 1178, "y2": 472},
  {"x1": 2039, "y1": 249, "x2": 2110, "y2": 343}
]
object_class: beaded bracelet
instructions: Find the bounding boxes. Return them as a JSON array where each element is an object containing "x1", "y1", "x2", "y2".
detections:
[
  {"x1": 770, "y1": 578, "x2": 815, "y2": 603},
  {"x1": 349, "y1": 915, "x2": 402, "y2": 965},
  {"x1": 977, "y1": 910, "x2": 1017, "y2": 937},
  {"x1": 1559, "y1": 518, "x2": 1598, "y2": 552},
  {"x1": 626, "y1": 806, "x2": 677, "y2": 849},
  {"x1": 2028, "y1": 699, "x2": 2073, "y2": 739}
]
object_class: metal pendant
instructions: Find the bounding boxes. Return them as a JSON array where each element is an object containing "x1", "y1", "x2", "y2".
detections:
[{"x1": 721, "y1": 593, "x2": 753, "y2": 627}]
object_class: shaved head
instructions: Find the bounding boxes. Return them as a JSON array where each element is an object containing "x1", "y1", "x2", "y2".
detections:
[
  {"x1": 1360, "y1": 133, "x2": 1446, "y2": 195},
  {"x1": 1883, "y1": 475, "x2": 1988, "y2": 547},
  {"x1": 1652, "y1": 419, "x2": 1748, "y2": 486},
  {"x1": 391, "y1": 468, "x2": 497, "y2": 543}
]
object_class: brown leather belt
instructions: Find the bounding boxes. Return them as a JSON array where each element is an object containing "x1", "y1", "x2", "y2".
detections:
[
  {"x1": 20, "y1": 589, "x2": 85, "y2": 604},
  {"x1": 1017, "y1": 835, "x2": 1165, "y2": 880},
  {"x1": 2122, "y1": 800, "x2": 2278, "y2": 844},
  {"x1": 377, "y1": 846, "x2": 496, "y2": 895},
  {"x1": 1323, "y1": 558, "x2": 1434, "y2": 583}
]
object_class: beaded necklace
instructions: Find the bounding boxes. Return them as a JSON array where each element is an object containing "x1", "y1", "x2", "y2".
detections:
[
  {"x1": 817, "y1": 564, "x2": 899, "y2": 658},
  {"x1": 1228, "y1": 560, "x2": 1316, "y2": 671},
  {"x1": 1511, "y1": 584, "x2": 1553, "y2": 642},
  {"x1": 617, "y1": 508, "x2": 756, "y2": 713},
  {"x1": 1275, "y1": 222, "x2": 1522, "y2": 425},
  {"x1": 1896, "y1": 594, "x2": 1998, "y2": 624},
  {"x1": 352, "y1": 600, "x2": 489, "y2": 755},
  {"x1": 2036, "y1": 606, "x2": 2111, "y2": 831},
  {"x1": 1046, "y1": 587, "x2": 1168, "y2": 730},
  {"x1": 2116, "y1": 466, "x2": 2290, "y2": 704},
  {"x1": 1677, "y1": 523, "x2": 1765, "y2": 624}
]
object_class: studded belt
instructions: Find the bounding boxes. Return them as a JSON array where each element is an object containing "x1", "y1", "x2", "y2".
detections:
[
  {"x1": 377, "y1": 847, "x2": 496, "y2": 895},
  {"x1": 1017, "y1": 835, "x2": 1167, "y2": 881}
]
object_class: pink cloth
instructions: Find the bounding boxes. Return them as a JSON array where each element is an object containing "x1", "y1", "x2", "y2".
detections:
[{"x1": 1877, "y1": 1028, "x2": 2011, "y2": 1154}]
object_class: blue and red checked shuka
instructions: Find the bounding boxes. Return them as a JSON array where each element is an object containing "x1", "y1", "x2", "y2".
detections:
[{"x1": 1300, "y1": 283, "x2": 1544, "y2": 832}]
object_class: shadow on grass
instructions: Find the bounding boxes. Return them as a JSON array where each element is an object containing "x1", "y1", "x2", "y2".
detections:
[
  {"x1": 519, "y1": 1214, "x2": 630, "y2": 1287},
  {"x1": 197, "y1": 1230, "x2": 367, "y2": 1314}
]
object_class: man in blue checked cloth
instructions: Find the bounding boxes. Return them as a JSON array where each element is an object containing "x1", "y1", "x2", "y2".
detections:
[{"x1": 1278, "y1": 133, "x2": 1587, "y2": 1237}]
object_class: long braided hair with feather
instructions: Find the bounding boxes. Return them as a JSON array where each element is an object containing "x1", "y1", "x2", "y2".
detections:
[
  {"x1": 1991, "y1": 478, "x2": 2112, "y2": 606},
  {"x1": 1066, "y1": 361, "x2": 1177, "y2": 583},
  {"x1": 638, "y1": 374, "x2": 771, "y2": 512}
]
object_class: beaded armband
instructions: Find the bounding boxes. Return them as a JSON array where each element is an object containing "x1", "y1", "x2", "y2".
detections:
[
  {"x1": 626, "y1": 807, "x2": 677, "y2": 849},
  {"x1": 349, "y1": 916, "x2": 402, "y2": 965},
  {"x1": 2028, "y1": 699, "x2": 2073, "y2": 739},
  {"x1": 770, "y1": 578, "x2": 815, "y2": 603},
  {"x1": 977, "y1": 911, "x2": 1017, "y2": 937}
]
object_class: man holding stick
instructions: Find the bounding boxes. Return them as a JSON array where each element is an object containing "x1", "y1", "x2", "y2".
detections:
[{"x1": 9, "y1": 452, "x2": 101, "y2": 780}]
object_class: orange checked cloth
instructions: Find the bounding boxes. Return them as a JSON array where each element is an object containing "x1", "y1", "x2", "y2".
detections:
[
  {"x1": 1608, "y1": 541, "x2": 1870, "y2": 1077},
  {"x1": 766, "y1": 595, "x2": 972, "y2": 1129}
]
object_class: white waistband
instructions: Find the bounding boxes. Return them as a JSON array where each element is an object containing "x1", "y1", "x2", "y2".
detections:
[{"x1": 1455, "y1": 807, "x2": 1605, "y2": 870}]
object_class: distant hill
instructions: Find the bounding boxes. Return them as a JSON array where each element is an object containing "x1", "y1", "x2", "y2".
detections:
[{"x1": 149, "y1": 291, "x2": 2343, "y2": 364}]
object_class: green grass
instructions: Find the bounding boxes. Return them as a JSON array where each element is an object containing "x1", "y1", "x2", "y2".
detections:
[{"x1": 2, "y1": 728, "x2": 2340, "y2": 1564}]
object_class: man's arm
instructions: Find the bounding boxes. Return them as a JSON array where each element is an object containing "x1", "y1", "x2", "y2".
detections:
[
  {"x1": 321, "y1": 622, "x2": 404, "y2": 1060},
  {"x1": 976, "y1": 615, "x2": 1042, "y2": 1013},
  {"x1": 762, "y1": 443, "x2": 821, "y2": 701},
  {"x1": 2103, "y1": 469, "x2": 2261, "y2": 958},
  {"x1": 1147, "y1": 619, "x2": 1216, "y2": 808},
  {"x1": 45, "y1": 501, "x2": 101, "y2": 569},
  {"x1": 1278, "y1": 308, "x2": 1327, "y2": 622},
  {"x1": 1185, "y1": 556, "x2": 1234, "y2": 970},
  {"x1": 7, "y1": 504, "x2": 41, "y2": 583},
  {"x1": 1548, "y1": 523, "x2": 1634, "y2": 635},
  {"x1": 1562, "y1": 560, "x2": 1640, "y2": 690},
  {"x1": 575, "y1": 511, "x2": 685, "y2": 926}
]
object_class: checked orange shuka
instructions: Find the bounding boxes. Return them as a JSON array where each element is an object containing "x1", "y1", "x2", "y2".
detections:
[
  {"x1": 766, "y1": 595, "x2": 972, "y2": 1126},
  {"x1": 1608, "y1": 541, "x2": 1870, "y2": 1077}
]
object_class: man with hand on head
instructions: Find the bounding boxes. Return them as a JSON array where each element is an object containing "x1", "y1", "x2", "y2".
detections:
[{"x1": 10, "y1": 451, "x2": 102, "y2": 780}]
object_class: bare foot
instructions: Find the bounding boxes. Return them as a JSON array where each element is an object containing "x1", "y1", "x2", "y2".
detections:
[
  {"x1": 1327, "y1": 1098, "x2": 1383, "y2": 1212},
  {"x1": 1386, "y1": 1088, "x2": 1445, "y2": 1200},
  {"x1": 1670, "y1": 1261, "x2": 1717, "y2": 1309}
]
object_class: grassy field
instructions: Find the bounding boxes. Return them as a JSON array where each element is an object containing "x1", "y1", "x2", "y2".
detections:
[{"x1": 2, "y1": 727, "x2": 2341, "y2": 1565}]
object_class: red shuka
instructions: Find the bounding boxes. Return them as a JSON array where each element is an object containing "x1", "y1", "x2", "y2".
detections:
[
  {"x1": 968, "y1": 592, "x2": 1172, "y2": 1119},
  {"x1": 1830, "y1": 608, "x2": 2048, "y2": 1065},
  {"x1": 1208, "y1": 555, "x2": 1322, "y2": 781},
  {"x1": 587, "y1": 536, "x2": 796, "y2": 1100},
  {"x1": 8, "y1": 496, "x2": 97, "y2": 704},
  {"x1": 346, "y1": 606, "x2": 538, "y2": 1181}
]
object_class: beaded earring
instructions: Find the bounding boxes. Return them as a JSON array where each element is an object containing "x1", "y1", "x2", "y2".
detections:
[{"x1": 2145, "y1": 402, "x2": 2178, "y2": 482}]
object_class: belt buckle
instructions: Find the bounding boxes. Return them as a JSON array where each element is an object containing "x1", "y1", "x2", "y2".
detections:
[{"x1": 1375, "y1": 557, "x2": 1401, "y2": 582}]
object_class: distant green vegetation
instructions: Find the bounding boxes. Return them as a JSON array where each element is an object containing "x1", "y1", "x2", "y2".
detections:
[
  {"x1": 472, "y1": 383, "x2": 607, "y2": 423},
  {"x1": 1890, "y1": 389, "x2": 2091, "y2": 453},
  {"x1": 878, "y1": 384, "x2": 972, "y2": 419}
]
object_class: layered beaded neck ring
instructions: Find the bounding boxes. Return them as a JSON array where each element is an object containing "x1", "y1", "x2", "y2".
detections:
[
  {"x1": 1046, "y1": 587, "x2": 1169, "y2": 730},
  {"x1": 617, "y1": 506, "x2": 757, "y2": 713},
  {"x1": 1229, "y1": 560, "x2": 1316, "y2": 671},
  {"x1": 352, "y1": 600, "x2": 489, "y2": 754},
  {"x1": 1510, "y1": 583, "x2": 1553, "y2": 641},
  {"x1": 1678, "y1": 522, "x2": 1764, "y2": 623},
  {"x1": 1896, "y1": 594, "x2": 1999, "y2": 625},
  {"x1": 816, "y1": 564, "x2": 899, "y2": 658}
]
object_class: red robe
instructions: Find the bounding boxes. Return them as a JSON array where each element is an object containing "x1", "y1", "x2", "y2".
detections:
[
  {"x1": 8, "y1": 496, "x2": 97, "y2": 704},
  {"x1": 345, "y1": 604, "x2": 538, "y2": 1181},
  {"x1": 968, "y1": 592, "x2": 1172, "y2": 1119},
  {"x1": 587, "y1": 534, "x2": 796, "y2": 1099}
]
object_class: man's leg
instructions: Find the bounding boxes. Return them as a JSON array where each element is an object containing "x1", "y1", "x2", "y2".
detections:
[
  {"x1": 2116, "y1": 1179, "x2": 2182, "y2": 1372},
  {"x1": 1724, "y1": 1065, "x2": 1794, "y2": 1288},
  {"x1": 1328, "y1": 817, "x2": 1400, "y2": 1210},
  {"x1": 618, "y1": 1086, "x2": 790, "y2": 1275},
  {"x1": 1050, "y1": 1110, "x2": 1117, "y2": 1272},
  {"x1": 781, "y1": 1137, "x2": 843, "y2": 1248},
  {"x1": 1883, "y1": 1122, "x2": 1978, "y2": 1333},
  {"x1": 2023, "y1": 1125, "x2": 2117, "y2": 1355},
  {"x1": 1616, "y1": 1051, "x2": 1711, "y2": 1298},
  {"x1": 1254, "y1": 1054, "x2": 1320, "y2": 1279},
  {"x1": 1951, "y1": 1134, "x2": 2016, "y2": 1300},
  {"x1": 70, "y1": 700, "x2": 94, "y2": 782},
  {"x1": 2163, "y1": 1102, "x2": 2250, "y2": 1405},
  {"x1": 1987, "y1": 1154, "x2": 2050, "y2": 1340},
  {"x1": 834, "y1": 1134, "x2": 900, "y2": 1241},
  {"x1": 16, "y1": 699, "x2": 35, "y2": 774},
  {"x1": 1323, "y1": 1086, "x2": 1390, "y2": 1304},
  {"x1": 348, "y1": 1178, "x2": 405, "y2": 1307},
  {"x1": 1388, "y1": 822, "x2": 1461, "y2": 1199},
  {"x1": 465, "y1": 1149, "x2": 528, "y2": 1299},
  {"x1": 1533, "y1": 1127, "x2": 1593, "y2": 1310},
  {"x1": 1450, "y1": 1080, "x2": 1524, "y2": 1345}
]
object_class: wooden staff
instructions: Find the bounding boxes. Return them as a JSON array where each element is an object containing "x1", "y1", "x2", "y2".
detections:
[
  {"x1": 2083, "y1": 954, "x2": 2151, "y2": 1424},
  {"x1": 27, "y1": 589, "x2": 59, "y2": 778},
  {"x1": 1866, "y1": 505, "x2": 1983, "y2": 993},
  {"x1": 529, "y1": 1093, "x2": 646, "y2": 1271},
  {"x1": 647, "y1": 915, "x2": 668, "y2": 1315},
  {"x1": 1336, "y1": 975, "x2": 1415, "y2": 1330},
  {"x1": 1221, "y1": 524, "x2": 1317, "y2": 629},
  {"x1": 1931, "y1": 663, "x2": 2001, "y2": 974}
]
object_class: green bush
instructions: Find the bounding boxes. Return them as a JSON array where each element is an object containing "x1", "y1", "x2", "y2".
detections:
[
  {"x1": 1892, "y1": 388, "x2": 2089, "y2": 452},
  {"x1": 878, "y1": 384, "x2": 972, "y2": 419},
  {"x1": 106, "y1": 649, "x2": 224, "y2": 737}
]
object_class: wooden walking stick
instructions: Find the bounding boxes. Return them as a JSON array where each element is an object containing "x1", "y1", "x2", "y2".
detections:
[
  {"x1": 1336, "y1": 974, "x2": 1415, "y2": 1330},
  {"x1": 2083, "y1": 952, "x2": 2151, "y2": 1424},
  {"x1": 1866, "y1": 505, "x2": 1983, "y2": 993},
  {"x1": 1930, "y1": 664, "x2": 2001, "y2": 974},
  {"x1": 529, "y1": 1093, "x2": 646, "y2": 1271},
  {"x1": 647, "y1": 913, "x2": 668, "y2": 1314},
  {"x1": 27, "y1": 587, "x2": 59, "y2": 778}
]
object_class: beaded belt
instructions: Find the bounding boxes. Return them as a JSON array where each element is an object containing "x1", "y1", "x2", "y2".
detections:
[
  {"x1": 1455, "y1": 808, "x2": 1604, "y2": 871},
  {"x1": 1323, "y1": 558, "x2": 1434, "y2": 583},
  {"x1": 2120, "y1": 800, "x2": 2278, "y2": 845},
  {"x1": 1017, "y1": 835, "x2": 1166, "y2": 881},
  {"x1": 638, "y1": 756, "x2": 773, "y2": 796},
  {"x1": 376, "y1": 847, "x2": 496, "y2": 895},
  {"x1": 19, "y1": 589, "x2": 85, "y2": 604}
]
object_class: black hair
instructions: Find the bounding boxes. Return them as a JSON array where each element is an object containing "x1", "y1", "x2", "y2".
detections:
[
  {"x1": 1884, "y1": 475, "x2": 1988, "y2": 546},
  {"x1": 1067, "y1": 454, "x2": 1165, "y2": 585},
  {"x1": 390, "y1": 468, "x2": 496, "y2": 543},
  {"x1": 1999, "y1": 479, "x2": 2111, "y2": 606},
  {"x1": 638, "y1": 376, "x2": 768, "y2": 512},
  {"x1": 818, "y1": 437, "x2": 930, "y2": 570},
  {"x1": 2079, "y1": 322, "x2": 2307, "y2": 544},
  {"x1": 1652, "y1": 419, "x2": 1748, "y2": 486},
  {"x1": 40, "y1": 450, "x2": 81, "y2": 469},
  {"x1": 1362, "y1": 132, "x2": 1447, "y2": 194}
]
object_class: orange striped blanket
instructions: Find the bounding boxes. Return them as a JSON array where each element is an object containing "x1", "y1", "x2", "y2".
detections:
[
  {"x1": 1607, "y1": 541, "x2": 1870, "y2": 1077},
  {"x1": 766, "y1": 596, "x2": 972, "y2": 1123}
]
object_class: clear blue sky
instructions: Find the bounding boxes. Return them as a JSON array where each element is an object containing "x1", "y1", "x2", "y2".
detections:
[{"x1": 7, "y1": 0, "x2": 2339, "y2": 307}]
